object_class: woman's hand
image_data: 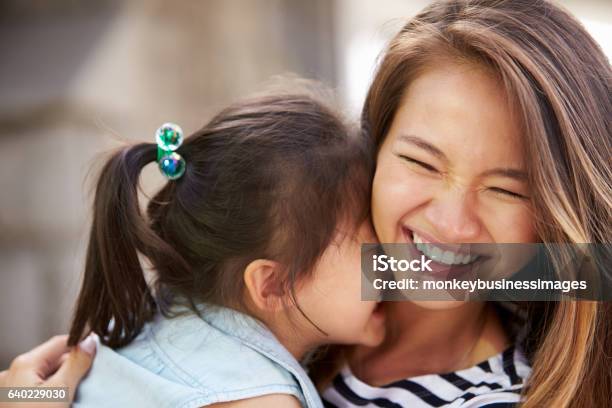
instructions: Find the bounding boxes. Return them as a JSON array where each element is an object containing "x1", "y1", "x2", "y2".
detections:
[{"x1": 0, "y1": 334, "x2": 96, "y2": 407}]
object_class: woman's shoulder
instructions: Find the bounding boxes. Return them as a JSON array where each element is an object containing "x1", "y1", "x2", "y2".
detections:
[{"x1": 322, "y1": 345, "x2": 531, "y2": 408}]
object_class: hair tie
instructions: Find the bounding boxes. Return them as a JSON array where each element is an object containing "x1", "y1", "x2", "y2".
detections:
[{"x1": 156, "y1": 122, "x2": 186, "y2": 180}]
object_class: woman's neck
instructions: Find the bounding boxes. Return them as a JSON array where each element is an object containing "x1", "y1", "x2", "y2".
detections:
[
  {"x1": 351, "y1": 302, "x2": 508, "y2": 383},
  {"x1": 386, "y1": 301, "x2": 486, "y2": 349}
]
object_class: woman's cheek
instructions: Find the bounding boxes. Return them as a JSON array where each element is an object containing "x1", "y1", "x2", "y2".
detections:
[
  {"x1": 480, "y1": 201, "x2": 537, "y2": 243},
  {"x1": 503, "y1": 208, "x2": 537, "y2": 242},
  {"x1": 373, "y1": 167, "x2": 435, "y2": 235}
]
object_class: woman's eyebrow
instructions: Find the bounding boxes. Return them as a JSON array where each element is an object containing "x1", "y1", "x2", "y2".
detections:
[
  {"x1": 481, "y1": 168, "x2": 528, "y2": 181},
  {"x1": 397, "y1": 134, "x2": 448, "y2": 162}
]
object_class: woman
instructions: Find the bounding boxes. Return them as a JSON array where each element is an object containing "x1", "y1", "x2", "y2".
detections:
[
  {"x1": 7, "y1": 1, "x2": 611, "y2": 407},
  {"x1": 319, "y1": 1, "x2": 610, "y2": 407}
]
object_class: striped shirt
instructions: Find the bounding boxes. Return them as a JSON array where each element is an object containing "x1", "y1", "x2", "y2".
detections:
[{"x1": 321, "y1": 346, "x2": 531, "y2": 408}]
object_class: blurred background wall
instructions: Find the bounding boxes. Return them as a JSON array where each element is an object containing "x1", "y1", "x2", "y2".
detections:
[{"x1": 1, "y1": 0, "x2": 610, "y2": 367}]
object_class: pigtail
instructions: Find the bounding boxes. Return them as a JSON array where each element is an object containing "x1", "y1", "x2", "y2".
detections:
[{"x1": 69, "y1": 143, "x2": 173, "y2": 348}]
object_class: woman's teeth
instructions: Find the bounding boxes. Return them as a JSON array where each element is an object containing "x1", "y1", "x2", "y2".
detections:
[{"x1": 412, "y1": 232, "x2": 478, "y2": 265}]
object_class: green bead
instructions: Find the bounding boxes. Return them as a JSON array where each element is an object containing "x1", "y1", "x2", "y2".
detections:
[{"x1": 155, "y1": 122, "x2": 183, "y2": 151}]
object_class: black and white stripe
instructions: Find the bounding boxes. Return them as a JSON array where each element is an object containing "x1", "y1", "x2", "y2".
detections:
[{"x1": 322, "y1": 346, "x2": 531, "y2": 408}]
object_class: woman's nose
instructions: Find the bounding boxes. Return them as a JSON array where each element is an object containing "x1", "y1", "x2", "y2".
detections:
[{"x1": 424, "y1": 188, "x2": 481, "y2": 242}]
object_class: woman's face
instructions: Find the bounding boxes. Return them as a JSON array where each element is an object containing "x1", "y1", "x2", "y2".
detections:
[{"x1": 371, "y1": 62, "x2": 538, "y2": 307}]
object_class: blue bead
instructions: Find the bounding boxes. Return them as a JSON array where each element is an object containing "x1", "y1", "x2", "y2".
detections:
[{"x1": 158, "y1": 152, "x2": 186, "y2": 180}]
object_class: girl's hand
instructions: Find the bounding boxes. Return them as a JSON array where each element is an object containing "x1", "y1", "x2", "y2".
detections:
[{"x1": 0, "y1": 334, "x2": 96, "y2": 407}]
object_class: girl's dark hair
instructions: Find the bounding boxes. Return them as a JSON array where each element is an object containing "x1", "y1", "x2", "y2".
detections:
[{"x1": 68, "y1": 87, "x2": 373, "y2": 348}]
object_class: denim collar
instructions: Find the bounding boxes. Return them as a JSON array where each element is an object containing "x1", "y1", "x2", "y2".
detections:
[{"x1": 193, "y1": 303, "x2": 323, "y2": 408}]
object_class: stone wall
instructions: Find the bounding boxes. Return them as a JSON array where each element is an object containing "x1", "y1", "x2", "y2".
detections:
[{"x1": 0, "y1": 0, "x2": 335, "y2": 366}]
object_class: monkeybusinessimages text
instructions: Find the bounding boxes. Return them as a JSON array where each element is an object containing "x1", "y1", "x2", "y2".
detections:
[{"x1": 371, "y1": 254, "x2": 588, "y2": 294}]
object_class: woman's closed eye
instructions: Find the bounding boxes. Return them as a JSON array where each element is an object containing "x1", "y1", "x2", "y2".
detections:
[
  {"x1": 397, "y1": 154, "x2": 439, "y2": 173},
  {"x1": 487, "y1": 186, "x2": 529, "y2": 200}
]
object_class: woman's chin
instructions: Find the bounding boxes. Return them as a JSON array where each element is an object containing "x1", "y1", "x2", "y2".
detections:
[{"x1": 410, "y1": 300, "x2": 467, "y2": 310}]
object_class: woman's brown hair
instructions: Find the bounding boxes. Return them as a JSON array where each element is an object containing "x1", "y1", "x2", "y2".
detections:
[
  {"x1": 363, "y1": 0, "x2": 611, "y2": 407},
  {"x1": 68, "y1": 86, "x2": 373, "y2": 349}
]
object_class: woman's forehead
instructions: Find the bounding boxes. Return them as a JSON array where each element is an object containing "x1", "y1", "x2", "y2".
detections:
[{"x1": 386, "y1": 64, "x2": 525, "y2": 166}]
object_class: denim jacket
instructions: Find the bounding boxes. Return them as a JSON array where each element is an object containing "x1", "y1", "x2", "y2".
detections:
[{"x1": 73, "y1": 304, "x2": 323, "y2": 408}]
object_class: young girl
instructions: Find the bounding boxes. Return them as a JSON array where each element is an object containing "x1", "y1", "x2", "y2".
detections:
[{"x1": 67, "y1": 88, "x2": 386, "y2": 407}]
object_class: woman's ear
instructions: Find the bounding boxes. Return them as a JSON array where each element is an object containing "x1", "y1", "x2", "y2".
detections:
[{"x1": 243, "y1": 259, "x2": 286, "y2": 312}]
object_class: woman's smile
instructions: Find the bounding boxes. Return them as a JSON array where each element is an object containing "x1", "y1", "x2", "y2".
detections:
[{"x1": 398, "y1": 225, "x2": 486, "y2": 280}]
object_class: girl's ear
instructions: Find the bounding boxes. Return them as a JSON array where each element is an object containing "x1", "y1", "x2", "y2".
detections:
[{"x1": 243, "y1": 259, "x2": 286, "y2": 312}]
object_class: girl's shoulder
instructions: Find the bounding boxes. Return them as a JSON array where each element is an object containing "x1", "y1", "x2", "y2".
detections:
[
  {"x1": 74, "y1": 305, "x2": 323, "y2": 408},
  {"x1": 322, "y1": 345, "x2": 531, "y2": 408}
]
